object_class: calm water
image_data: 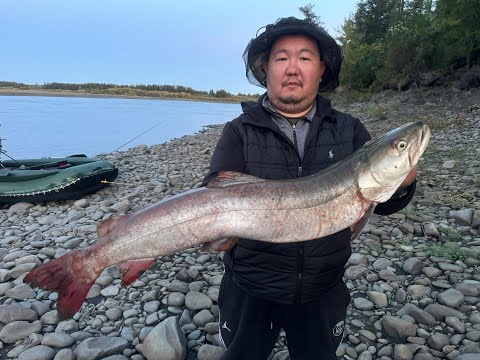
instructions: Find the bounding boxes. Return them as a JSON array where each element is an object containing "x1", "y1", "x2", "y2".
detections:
[{"x1": 0, "y1": 96, "x2": 241, "y2": 159}]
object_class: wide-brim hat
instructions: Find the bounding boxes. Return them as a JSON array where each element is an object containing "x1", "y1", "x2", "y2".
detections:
[{"x1": 243, "y1": 17, "x2": 343, "y2": 92}]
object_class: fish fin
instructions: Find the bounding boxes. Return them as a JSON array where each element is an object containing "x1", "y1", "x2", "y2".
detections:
[
  {"x1": 24, "y1": 249, "x2": 97, "y2": 319},
  {"x1": 201, "y1": 237, "x2": 239, "y2": 252},
  {"x1": 97, "y1": 214, "x2": 131, "y2": 238},
  {"x1": 116, "y1": 258, "x2": 156, "y2": 286},
  {"x1": 207, "y1": 171, "x2": 265, "y2": 188},
  {"x1": 350, "y1": 205, "x2": 376, "y2": 240}
]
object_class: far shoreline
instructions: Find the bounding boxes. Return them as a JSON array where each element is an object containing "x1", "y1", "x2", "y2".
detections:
[{"x1": 0, "y1": 88, "x2": 253, "y2": 104}]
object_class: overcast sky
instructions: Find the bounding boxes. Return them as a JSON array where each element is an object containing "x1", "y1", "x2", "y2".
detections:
[{"x1": 1, "y1": 0, "x2": 358, "y2": 94}]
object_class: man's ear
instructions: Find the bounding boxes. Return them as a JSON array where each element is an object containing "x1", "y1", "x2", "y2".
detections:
[
  {"x1": 319, "y1": 61, "x2": 326, "y2": 77},
  {"x1": 263, "y1": 62, "x2": 268, "y2": 73}
]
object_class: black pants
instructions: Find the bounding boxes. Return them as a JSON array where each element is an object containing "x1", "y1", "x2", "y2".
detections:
[{"x1": 218, "y1": 272, "x2": 350, "y2": 360}]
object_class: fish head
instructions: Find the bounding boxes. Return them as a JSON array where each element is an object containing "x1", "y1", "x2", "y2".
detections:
[{"x1": 357, "y1": 121, "x2": 430, "y2": 203}]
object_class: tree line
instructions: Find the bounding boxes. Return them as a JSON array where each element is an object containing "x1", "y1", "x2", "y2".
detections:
[
  {"x1": 0, "y1": 81, "x2": 29, "y2": 88},
  {"x1": 335, "y1": 0, "x2": 479, "y2": 90},
  {"x1": 4, "y1": 1, "x2": 479, "y2": 95},
  {"x1": 41, "y1": 82, "x2": 249, "y2": 99},
  {"x1": 0, "y1": 81, "x2": 257, "y2": 100}
]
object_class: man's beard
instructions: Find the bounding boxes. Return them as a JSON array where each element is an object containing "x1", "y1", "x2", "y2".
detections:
[
  {"x1": 278, "y1": 95, "x2": 303, "y2": 105},
  {"x1": 272, "y1": 94, "x2": 312, "y2": 114}
]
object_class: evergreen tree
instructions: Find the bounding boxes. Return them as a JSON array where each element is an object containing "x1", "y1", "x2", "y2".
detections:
[
  {"x1": 434, "y1": 0, "x2": 480, "y2": 68},
  {"x1": 298, "y1": 3, "x2": 325, "y2": 28}
]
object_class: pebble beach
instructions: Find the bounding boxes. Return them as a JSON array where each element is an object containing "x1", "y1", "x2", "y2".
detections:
[{"x1": 1, "y1": 87, "x2": 479, "y2": 360}]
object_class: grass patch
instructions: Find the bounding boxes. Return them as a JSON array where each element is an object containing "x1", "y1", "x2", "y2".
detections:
[
  {"x1": 399, "y1": 204, "x2": 417, "y2": 216},
  {"x1": 425, "y1": 242, "x2": 470, "y2": 261},
  {"x1": 367, "y1": 242, "x2": 383, "y2": 253},
  {"x1": 445, "y1": 147, "x2": 466, "y2": 163},
  {"x1": 419, "y1": 169, "x2": 437, "y2": 184},
  {"x1": 472, "y1": 174, "x2": 480, "y2": 187},
  {"x1": 362, "y1": 101, "x2": 388, "y2": 121},
  {"x1": 396, "y1": 238, "x2": 412, "y2": 247},
  {"x1": 329, "y1": 87, "x2": 373, "y2": 105},
  {"x1": 440, "y1": 227, "x2": 465, "y2": 242},
  {"x1": 420, "y1": 113, "x2": 449, "y2": 130}
]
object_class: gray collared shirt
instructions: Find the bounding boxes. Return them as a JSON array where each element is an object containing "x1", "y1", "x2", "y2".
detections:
[{"x1": 262, "y1": 96, "x2": 316, "y2": 160}]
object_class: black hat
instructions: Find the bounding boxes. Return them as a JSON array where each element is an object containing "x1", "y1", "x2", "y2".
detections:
[{"x1": 243, "y1": 17, "x2": 343, "y2": 92}]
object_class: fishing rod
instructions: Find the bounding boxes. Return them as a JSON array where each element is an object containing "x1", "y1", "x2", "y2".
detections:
[
  {"x1": 0, "y1": 124, "x2": 25, "y2": 168},
  {"x1": 109, "y1": 118, "x2": 167, "y2": 154}
]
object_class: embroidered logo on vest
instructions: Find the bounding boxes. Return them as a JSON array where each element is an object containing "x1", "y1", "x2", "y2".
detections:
[
  {"x1": 333, "y1": 320, "x2": 344, "y2": 337},
  {"x1": 329, "y1": 149, "x2": 334, "y2": 159},
  {"x1": 222, "y1": 321, "x2": 231, "y2": 332}
]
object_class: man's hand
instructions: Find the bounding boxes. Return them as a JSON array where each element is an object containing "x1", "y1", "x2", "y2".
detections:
[
  {"x1": 390, "y1": 166, "x2": 417, "y2": 200},
  {"x1": 400, "y1": 166, "x2": 417, "y2": 188}
]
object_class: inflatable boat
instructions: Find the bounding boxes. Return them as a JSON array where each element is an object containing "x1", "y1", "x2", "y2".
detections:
[{"x1": 0, "y1": 155, "x2": 118, "y2": 204}]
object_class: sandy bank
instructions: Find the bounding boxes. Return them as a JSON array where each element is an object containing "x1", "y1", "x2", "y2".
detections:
[{"x1": 0, "y1": 88, "x2": 246, "y2": 103}]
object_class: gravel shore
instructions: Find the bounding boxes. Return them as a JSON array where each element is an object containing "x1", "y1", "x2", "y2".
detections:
[{"x1": 1, "y1": 87, "x2": 479, "y2": 360}]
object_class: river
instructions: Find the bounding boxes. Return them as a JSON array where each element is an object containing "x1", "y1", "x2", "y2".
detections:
[{"x1": 0, "y1": 95, "x2": 241, "y2": 159}]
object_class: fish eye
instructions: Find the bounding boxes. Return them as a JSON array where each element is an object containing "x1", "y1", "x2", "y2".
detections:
[{"x1": 397, "y1": 140, "x2": 407, "y2": 150}]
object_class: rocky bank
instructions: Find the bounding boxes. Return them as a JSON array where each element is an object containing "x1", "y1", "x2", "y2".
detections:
[{"x1": 0, "y1": 87, "x2": 479, "y2": 360}]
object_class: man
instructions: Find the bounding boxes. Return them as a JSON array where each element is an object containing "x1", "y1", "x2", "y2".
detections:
[{"x1": 202, "y1": 17, "x2": 416, "y2": 360}]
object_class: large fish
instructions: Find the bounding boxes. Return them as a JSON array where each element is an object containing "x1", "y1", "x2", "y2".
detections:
[{"x1": 25, "y1": 121, "x2": 430, "y2": 319}]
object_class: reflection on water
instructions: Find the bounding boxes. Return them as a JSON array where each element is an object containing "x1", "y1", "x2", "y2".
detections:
[{"x1": 0, "y1": 96, "x2": 241, "y2": 159}]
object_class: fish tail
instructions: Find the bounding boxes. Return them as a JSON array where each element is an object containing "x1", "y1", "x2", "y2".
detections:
[
  {"x1": 116, "y1": 258, "x2": 156, "y2": 286},
  {"x1": 24, "y1": 249, "x2": 97, "y2": 319}
]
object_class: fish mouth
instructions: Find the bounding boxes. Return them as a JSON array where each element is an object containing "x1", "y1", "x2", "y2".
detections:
[
  {"x1": 419, "y1": 123, "x2": 431, "y2": 155},
  {"x1": 407, "y1": 122, "x2": 431, "y2": 169}
]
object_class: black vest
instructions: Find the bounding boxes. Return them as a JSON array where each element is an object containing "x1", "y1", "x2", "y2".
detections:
[{"x1": 206, "y1": 95, "x2": 371, "y2": 304}]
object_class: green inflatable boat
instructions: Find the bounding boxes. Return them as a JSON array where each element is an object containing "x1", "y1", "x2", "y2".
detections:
[{"x1": 0, "y1": 155, "x2": 118, "y2": 204}]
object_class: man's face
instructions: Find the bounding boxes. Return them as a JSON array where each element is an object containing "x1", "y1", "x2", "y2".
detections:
[{"x1": 264, "y1": 34, "x2": 325, "y2": 116}]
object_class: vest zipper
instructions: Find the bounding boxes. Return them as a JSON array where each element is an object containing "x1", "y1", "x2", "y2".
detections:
[
  {"x1": 291, "y1": 123, "x2": 304, "y2": 303},
  {"x1": 292, "y1": 124, "x2": 298, "y2": 149},
  {"x1": 292, "y1": 124, "x2": 303, "y2": 177}
]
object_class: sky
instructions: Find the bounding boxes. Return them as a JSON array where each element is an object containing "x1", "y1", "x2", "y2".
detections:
[{"x1": 1, "y1": 1, "x2": 359, "y2": 95}]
